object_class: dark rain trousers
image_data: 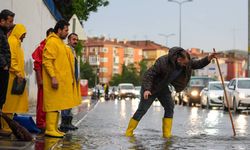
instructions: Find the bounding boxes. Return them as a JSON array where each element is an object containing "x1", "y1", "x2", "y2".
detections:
[{"x1": 132, "y1": 88, "x2": 174, "y2": 121}]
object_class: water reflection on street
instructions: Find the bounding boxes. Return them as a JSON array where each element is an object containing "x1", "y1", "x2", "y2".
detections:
[{"x1": 34, "y1": 99, "x2": 250, "y2": 149}]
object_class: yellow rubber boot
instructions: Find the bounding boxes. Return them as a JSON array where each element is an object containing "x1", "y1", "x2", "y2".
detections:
[
  {"x1": 45, "y1": 112, "x2": 64, "y2": 138},
  {"x1": 125, "y1": 118, "x2": 139, "y2": 137},
  {"x1": 56, "y1": 112, "x2": 65, "y2": 135},
  {"x1": 1, "y1": 113, "x2": 13, "y2": 132},
  {"x1": 162, "y1": 118, "x2": 173, "y2": 138}
]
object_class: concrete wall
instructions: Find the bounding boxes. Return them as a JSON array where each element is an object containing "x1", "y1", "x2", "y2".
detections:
[{"x1": 0, "y1": 0, "x2": 57, "y2": 101}]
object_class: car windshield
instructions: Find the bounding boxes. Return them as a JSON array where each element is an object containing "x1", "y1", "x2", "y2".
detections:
[
  {"x1": 120, "y1": 85, "x2": 134, "y2": 89},
  {"x1": 190, "y1": 78, "x2": 208, "y2": 86},
  {"x1": 209, "y1": 83, "x2": 223, "y2": 90},
  {"x1": 238, "y1": 80, "x2": 250, "y2": 89},
  {"x1": 135, "y1": 87, "x2": 141, "y2": 90}
]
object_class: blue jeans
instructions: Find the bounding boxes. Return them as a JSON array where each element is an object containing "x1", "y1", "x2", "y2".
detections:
[
  {"x1": 61, "y1": 108, "x2": 73, "y2": 117},
  {"x1": 133, "y1": 89, "x2": 174, "y2": 121}
]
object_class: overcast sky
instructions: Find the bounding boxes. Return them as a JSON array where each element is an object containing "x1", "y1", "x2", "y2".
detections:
[{"x1": 84, "y1": 0, "x2": 247, "y2": 52}]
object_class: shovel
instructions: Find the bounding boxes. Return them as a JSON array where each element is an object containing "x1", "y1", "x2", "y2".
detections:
[{"x1": 213, "y1": 48, "x2": 236, "y2": 136}]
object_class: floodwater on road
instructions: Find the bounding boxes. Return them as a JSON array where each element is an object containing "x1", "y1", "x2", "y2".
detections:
[{"x1": 50, "y1": 99, "x2": 250, "y2": 149}]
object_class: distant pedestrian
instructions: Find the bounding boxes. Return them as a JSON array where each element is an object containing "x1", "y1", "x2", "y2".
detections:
[
  {"x1": 0, "y1": 9, "x2": 15, "y2": 135},
  {"x1": 104, "y1": 83, "x2": 109, "y2": 100},
  {"x1": 32, "y1": 28, "x2": 54, "y2": 132},
  {"x1": 42, "y1": 20, "x2": 80, "y2": 138},
  {"x1": 125, "y1": 47, "x2": 218, "y2": 138},
  {"x1": 2, "y1": 24, "x2": 28, "y2": 133},
  {"x1": 59, "y1": 33, "x2": 81, "y2": 132}
]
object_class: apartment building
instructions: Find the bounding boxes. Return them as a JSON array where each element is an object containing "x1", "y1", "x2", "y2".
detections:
[
  {"x1": 83, "y1": 37, "x2": 143, "y2": 84},
  {"x1": 188, "y1": 48, "x2": 247, "y2": 81},
  {"x1": 127, "y1": 41, "x2": 169, "y2": 67}
]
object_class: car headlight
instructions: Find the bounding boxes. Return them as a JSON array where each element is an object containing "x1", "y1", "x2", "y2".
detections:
[
  {"x1": 209, "y1": 93, "x2": 217, "y2": 98},
  {"x1": 191, "y1": 90, "x2": 199, "y2": 97},
  {"x1": 88, "y1": 91, "x2": 93, "y2": 95},
  {"x1": 239, "y1": 93, "x2": 246, "y2": 99}
]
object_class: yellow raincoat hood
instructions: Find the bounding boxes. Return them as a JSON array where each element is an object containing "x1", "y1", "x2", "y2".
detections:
[{"x1": 10, "y1": 24, "x2": 26, "y2": 41}]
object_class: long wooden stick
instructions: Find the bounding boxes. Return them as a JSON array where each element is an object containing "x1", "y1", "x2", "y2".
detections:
[{"x1": 213, "y1": 48, "x2": 236, "y2": 136}]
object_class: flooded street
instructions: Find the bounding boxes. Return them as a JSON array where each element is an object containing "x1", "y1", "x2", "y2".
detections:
[{"x1": 51, "y1": 98, "x2": 250, "y2": 150}]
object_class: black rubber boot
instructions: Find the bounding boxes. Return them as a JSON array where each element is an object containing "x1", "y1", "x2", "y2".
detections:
[
  {"x1": 59, "y1": 116, "x2": 69, "y2": 132},
  {"x1": 68, "y1": 116, "x2": 78, "y2": 131}
]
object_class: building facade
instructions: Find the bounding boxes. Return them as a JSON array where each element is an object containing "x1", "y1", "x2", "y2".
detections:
[
  {"x1": 83, "y1": 38, "x2": 169, "y2": 83},
  {"x1": 188, "y1": 48, "x2": 247, "y2": 81}
]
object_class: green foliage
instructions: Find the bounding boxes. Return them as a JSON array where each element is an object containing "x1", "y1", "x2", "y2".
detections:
[
  {"x1": 110, "y1": 61, "x2": 148, "y2": 86},
  {"x1": 54, "y1": 0, "x2": 109, "y2": 21},
  {"x1": 75, "y1": 41, "x2": 83, "y2": 57},
  {"x1": 80, "y1": 61, "x2": 98, "y2": 88}
]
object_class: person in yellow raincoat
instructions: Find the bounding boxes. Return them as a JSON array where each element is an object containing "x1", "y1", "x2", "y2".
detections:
[
  {"x1": 42, "y1": 20, "x2": 80, "y2": 138},
  {"x1": 59, "y1": 33, "x2": 81, "y2": 132},
  {"x1": 1, "y1": 24, "x2": 28, "y2": 132}
]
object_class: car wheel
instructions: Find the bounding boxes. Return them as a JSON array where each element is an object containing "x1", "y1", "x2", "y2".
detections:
[
  {"x1": 233, "y1": 98, "x2": 240, "y2": 113},
  {"x1": 222, "y1": 101, "x2": 228, "y2": 111},
  {"x1": 182, "y1": 101, "x2": 186, "y2": 106},
  {"x1": 206, "y1": 98, "x2": 211, "y2": 109},
  {"x1": 188, "y1": 101, "x2": 192, "y2": 107},
  {"x1": 201, "y1": 103, "x2": 205, "y2": 109}
]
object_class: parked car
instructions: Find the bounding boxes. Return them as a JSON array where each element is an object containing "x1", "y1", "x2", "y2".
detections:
[
  {"x1": 200, "y1": 81, "x2": 229, "y2": 109},
  {"x1": 168, "y1": 85, "x2": 182, "y2": 105},
  {"x1": 224, "y1": 78, "x2": 250, "y2": 113},
  {"x1": 118, "y1": 83, "x2": 136, "y2": 99},
  {"x1": 134, "y1": 86, "x2": 141, "y2": 98},
  {"x1": 182, "y1": 76, "x2": 216, "y2": 106}
]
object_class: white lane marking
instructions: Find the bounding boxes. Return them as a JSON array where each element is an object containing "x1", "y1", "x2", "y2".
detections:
[{"x1": 74, "y1": 100, "x2": 100, "y2": 127}]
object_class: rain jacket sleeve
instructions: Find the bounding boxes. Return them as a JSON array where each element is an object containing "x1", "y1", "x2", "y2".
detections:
[
  {"x1": 8, "y1": 38, "x2": 22, "y2": 77},
  {"x1": 190, "y1": 56, "x2": 210, "y2": 70},
  {"x1": 0, "y1": 29, "x2": 11, "y2": 68},
  {"x1": 142, "y1": 57, "x2": 165, "y2": 92},
  {"x1": 43, "y1": 40, "x2": 57, "y2": 77},
  {"x1": 32, "y1": 40, "x2": 46, "y2": 71}
]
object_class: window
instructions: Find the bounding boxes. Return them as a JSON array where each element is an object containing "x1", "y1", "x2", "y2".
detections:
[
  {"x1": 100, "y1": 78, "x2": 108, "y2": 83},
  {"x1": 113, "y1": 57, "x2": 119, "y2": 64},
  {"x1": 124, "y1": 48, "x2": 134, "y2": 56},
  {"x1": 89, "y1": 47, "x2": 95, "y2": 53},
  {"x1": 99, "y1": 67, "x2": 108, "y2": 73},
  {"x1": 113, "y1": 47, "x2": 118, "y2": 55},
  {"x1": 113, "y1": 68, "x2": 119, "y2": 74},
  {"x1": 228, "y1": 80, "x2": 236, "y2": 89},
  {"x1": 100, "y1": 57, "x2": 108, "y2": 63},
  {"x1": 89, "y1": 56, "x2": 97, "y2": 65},
  {"x1": 238, "y1": 80, "x2": 250, "y2": 89},
  {"x1": 100, "y1": 47, "x2": 108, "y2": 53},
  {"x1": 139, "y1": 50, "x2": 142, "y2": 56}
]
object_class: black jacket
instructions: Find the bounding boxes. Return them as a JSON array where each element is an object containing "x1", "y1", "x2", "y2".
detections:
[
  {"x1": 142, "y1": 47, "x2": 210, "y2": 94},
  {"x1": 0, "y1": 26, "x2": 11, "y2": 69}
]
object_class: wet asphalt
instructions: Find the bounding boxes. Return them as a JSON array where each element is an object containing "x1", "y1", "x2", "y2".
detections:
[
  {"x1": 54, "y1": 98, "x2": 250, "y2": 150},
  {"x1": 2, "y1": 98, "x2": 250, "y2": 150}
]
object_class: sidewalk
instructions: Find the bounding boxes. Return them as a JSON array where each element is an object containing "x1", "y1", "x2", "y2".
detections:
[{"x1": 0, "y1": 96, "x2": 98, "y2": 150}]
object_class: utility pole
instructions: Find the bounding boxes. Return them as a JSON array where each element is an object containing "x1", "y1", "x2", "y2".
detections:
[{"x1": 168, "y1": 0, "x2": 193, "y2": 47}]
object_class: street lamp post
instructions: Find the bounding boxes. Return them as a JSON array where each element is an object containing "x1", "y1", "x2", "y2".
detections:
[
  {"x1": 94, "y1": 50, "x2": 100, "y2": 99},
  {"x1": 168, "y1": 0, "x2": 192, "y2": 47},
  {"x1": 159, "y1": 33, "x2": 175, "y2": 47}
]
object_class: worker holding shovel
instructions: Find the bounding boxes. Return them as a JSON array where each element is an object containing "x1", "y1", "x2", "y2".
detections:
[{"x1": 125, "y1": 47, "x2": 218, "y2": 138}]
